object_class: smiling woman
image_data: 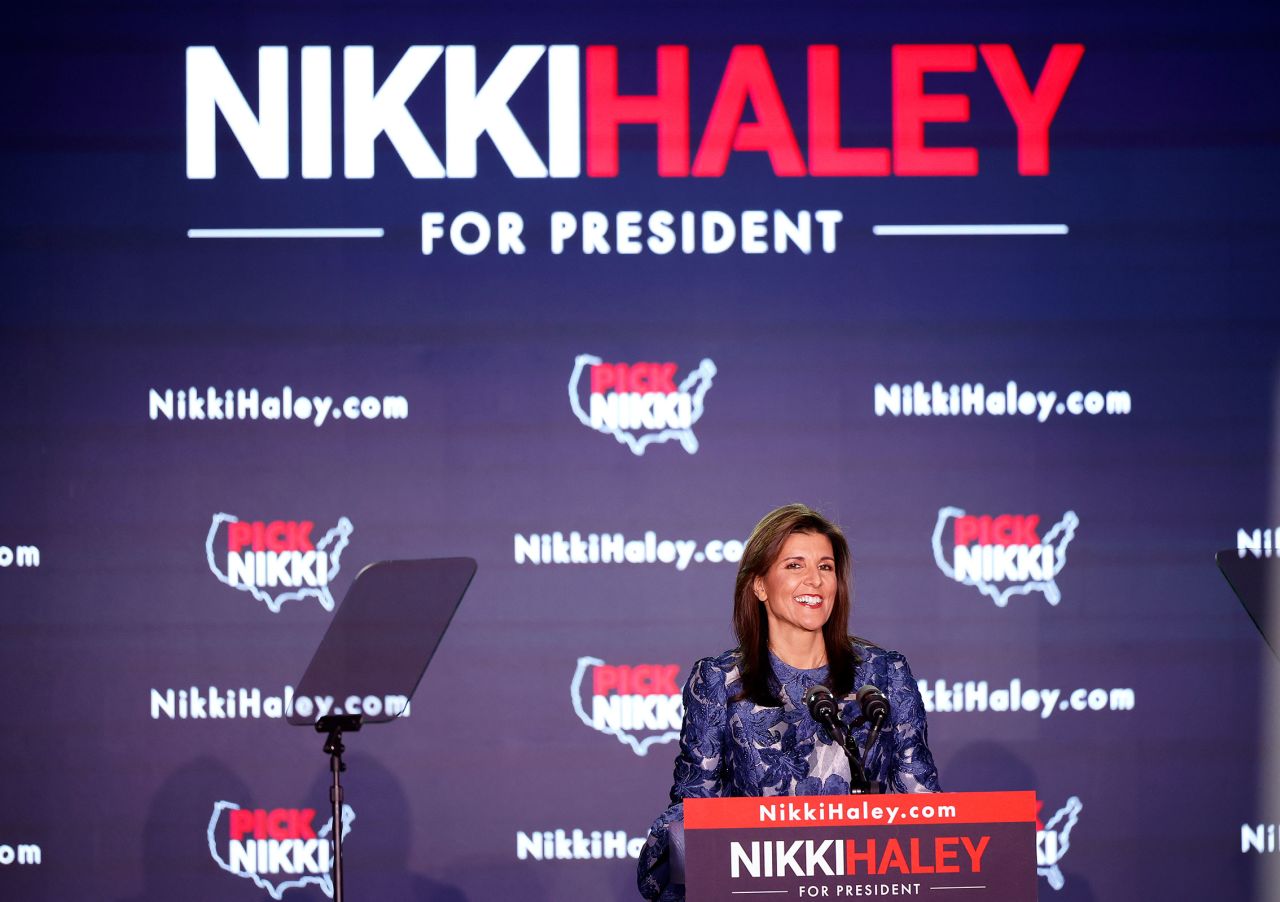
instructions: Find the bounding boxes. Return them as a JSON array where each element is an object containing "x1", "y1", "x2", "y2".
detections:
[
  {"x1": 637, "y1": 504, "x2": 942, "y2": 902},
  {"x1": 733, "y1": 506, "x2": 858, "y2": 703},
  {"x1": 755, "y1": 530, "x2": 837, "y2": 650}
]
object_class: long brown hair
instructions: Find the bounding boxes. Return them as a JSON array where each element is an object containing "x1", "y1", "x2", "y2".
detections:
[{"x1": 732, "y1": 503, "x2": 859, "y2": 706}]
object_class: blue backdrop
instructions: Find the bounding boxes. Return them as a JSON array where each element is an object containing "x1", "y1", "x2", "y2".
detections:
[{"x1": 2, "y1": 1, "x2": 1278, "y2": 899}]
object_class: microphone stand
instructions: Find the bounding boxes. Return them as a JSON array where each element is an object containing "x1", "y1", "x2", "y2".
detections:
[
  {"x1": 859, "y1": 713, "x2": 885, "y2": 784},
  {"x1": 815, "y1": 712, "x2": 872, "y2": 794},
  {"x1": 840, "y1": 722, "x2": 874, "y2": 794},
  {"x1": 806, "y1": 686, "x2": 882, "y2": 795},
  {"x1": 317, "y1": 713, "x2": 363, "y2": 902}
]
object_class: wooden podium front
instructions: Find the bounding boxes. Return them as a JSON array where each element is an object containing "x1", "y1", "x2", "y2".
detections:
[{"x1": 684, "y1": 791, "x2": 1037, "y2": 900}]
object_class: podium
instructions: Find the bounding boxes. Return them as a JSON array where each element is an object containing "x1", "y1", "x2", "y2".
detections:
[{"x1": 684, "y1": 791, "x2": 1037, "y2": 900}]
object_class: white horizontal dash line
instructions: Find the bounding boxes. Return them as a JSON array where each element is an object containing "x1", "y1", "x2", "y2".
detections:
[
  {"x1": 187, "y1": 228, "x2": 385, "y2": 239},
  {"x1": 929, "y1": 886, "x2": 988, "y2": 890},
  {"x1": 872, "y1": 224, "x2": 1068, "y2": 236}
]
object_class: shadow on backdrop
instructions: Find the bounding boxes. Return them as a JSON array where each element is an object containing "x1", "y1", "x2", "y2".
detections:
[
  {"x1": 295, "y1": 751, "x2": 468, "y2": 902},
  {"x1": 944, "y1": 741, "x2": 1096, "y2": 902},
  {"x1": 119, "y1": 756, "x2": 253, "y2": 902}
]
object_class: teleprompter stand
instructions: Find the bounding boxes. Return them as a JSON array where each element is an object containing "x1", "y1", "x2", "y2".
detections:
[
  {"x1": 289, "y1": 558, "x2": 477, "y2": 902},
  {"x1": 316, "y1": 712, "x2": 362, "y2": 902}
]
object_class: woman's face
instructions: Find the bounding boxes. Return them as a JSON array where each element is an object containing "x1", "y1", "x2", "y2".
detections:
[{"x1": 752, "y1": 530, "x2": 837, "y2": 640}]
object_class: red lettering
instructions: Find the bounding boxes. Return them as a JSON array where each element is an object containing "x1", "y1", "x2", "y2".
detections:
[
  {"x1": 1013, "y1": 514, "x2": 1041, "y2": 545},
  {"x1": 934, "y1": 836, "x2": 959, "y2": 873},
  {"x1": 590, "y1": 364, "x2": 616, "y2": 394},
  {"x1": 294, "y1": 521, "x2": 315, "y2": 552},
  {"x1": 980, "y1": 44, "x2": 1084, "y2": 175},
  {"x1": 267, "y1": 807, "x2": 293, "y2": 840},
  {"x1": 954, "y1": 515, "x2": 980, "y2": 546},
  {"x1": 956, "y1": 514, "x2": 1043, "y2": 546},
  {"x1": 631, "y1": 363, "x2": 654, "y2": 391},
  {"x1": 692, "y1": 45, "x2": 805, "y2": 177},
  {"x1": 632, "y1": 664, "x2": 653, "y2": 693},
  {"x1": 265, "y1": 521, "x2": 290, "y2": 553},
  {"x1": 227, "y1": 521, "x2": 253, "y2": 553},
  {"x1": 228, "y1": 808, "x2": 255, "y2": 841},
  {"x1": 584, "y1": 44, "x2": 1075, "y2": 180},
  {"x1": 593, "y1": 664, "x2": 619, "y2": 696},
  {"x1": 892, "y1": 44, "x2": 978, "y2": 176},
  {"x1": 225, "y1": 807, "x2": 315, "y2": 840},
  {"x1": 807, "y1": 46, "x2": 889, "y2": 176},
  {"x1": 586, "y1": 45, "x2": 689, "y2": 177},
  {"x1": 961, "y1": 835, "x2": 989, "y2": 872},
  {"x1": 992, "y1": 514, "x2": 1017, "y2": 545},
  {"x1": 879, "y1": 837, "x2": 910, "y2": 874},
  {"x1": 845, "y1": 838, "x2": 877, "y2": 874},
  {"x1": 295, "y1": 808, "x2": 317, "y2": 840},
  {"x1": 590, "y1": 363, "x2": 681, "y2": 394},
  {"x1": 593, "y1": 663, "x2": 682, "y2": 695},
  {"x1": 655, "y1": 664, "x2": 680, "y2": 694},
  {"x1": 230, "y1": 520, "x2": 317, "y2": 552},
  {"x1": 909, "y1": 836, "x2": 935, "y2": 873}
]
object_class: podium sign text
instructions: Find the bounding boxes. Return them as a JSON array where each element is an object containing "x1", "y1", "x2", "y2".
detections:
[{"x1": 684, "y1": 791, "x2": 1036, "y2": 900}]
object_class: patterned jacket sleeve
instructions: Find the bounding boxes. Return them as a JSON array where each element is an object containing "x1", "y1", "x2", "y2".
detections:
[
  {"x1": 636, "y1": 657, "x2": 729, "y2": 901},
  {"x1": 883, "y1": 651, "x2": 942, "y2": 793}
]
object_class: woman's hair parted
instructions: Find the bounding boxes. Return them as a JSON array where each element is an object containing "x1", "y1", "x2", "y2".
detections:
[{"x1": 732, "y1": 503, "x2": 859, "y2": 706}]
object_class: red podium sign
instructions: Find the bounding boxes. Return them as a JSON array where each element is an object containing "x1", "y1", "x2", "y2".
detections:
[{"x1": 684, "y1": 791, "x2": 1036, "y2": 900}]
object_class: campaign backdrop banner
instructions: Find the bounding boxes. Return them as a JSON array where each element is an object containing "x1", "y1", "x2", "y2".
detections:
[{"x1": 2, "y1": 1, "x2": 1279, "y2": 900}]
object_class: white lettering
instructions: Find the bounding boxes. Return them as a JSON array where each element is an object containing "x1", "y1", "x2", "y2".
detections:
[
  {"x1": 445, "y1": 46, "x2": 546, "y2": 178},
  {"x1": 344, "y1": 46, "x2": 444, "y2": 178},
  {"x1": 186, "y1": 47, "x2": 288, "y2": 178}
]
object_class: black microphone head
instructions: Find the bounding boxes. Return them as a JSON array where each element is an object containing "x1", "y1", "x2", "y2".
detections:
[
  {"x1": 856, "y1": 685, "x2": 890, "y2": 722},
  {"x1": 804, "y1": 684, "x2": 838, "y2": 720}
]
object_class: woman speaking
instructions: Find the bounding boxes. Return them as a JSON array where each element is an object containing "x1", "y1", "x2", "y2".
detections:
[{"x1": 637, "y1": 504, "x2": 941, "y2": 901}]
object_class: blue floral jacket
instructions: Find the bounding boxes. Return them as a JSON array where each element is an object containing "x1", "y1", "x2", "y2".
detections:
[{"x1": 637, "y1": 642, "x2": 941, "y2": 901}]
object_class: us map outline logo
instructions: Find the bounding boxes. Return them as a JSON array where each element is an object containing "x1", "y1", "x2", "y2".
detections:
[
  {"x1": 571, "y1": 656, "x2": 682, "y2": 756},
  {"x1": 207, "y1": 800, "x2": 355, "y2": 899},
  {"x1": 205, "y1": 513, "x2": 354, "y2": 612},
  {"x1": 932, "y1": 507, "x2": 1078, "y2": 607},
  {"x1": 568, "y1": 354, "x2": 717, "y2": 455}
]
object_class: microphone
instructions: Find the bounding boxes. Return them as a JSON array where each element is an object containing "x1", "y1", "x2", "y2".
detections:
[
  {"x1": 804, "y1": 684, "x2": 870, "y2": 793},
  {"x1": 855, "y1": 685, "x2": 890, "y2": 785},
  {"x1": 804, "y1": 685, "x2": 841, "y2": 728},
  {"x1": 856, "y1": 685, "x2": 890, "y2": 725}
]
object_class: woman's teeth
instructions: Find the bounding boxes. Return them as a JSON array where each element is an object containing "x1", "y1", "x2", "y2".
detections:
[{"x1": 795, "y1": 595, "x2": 823, "y2": 607}]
